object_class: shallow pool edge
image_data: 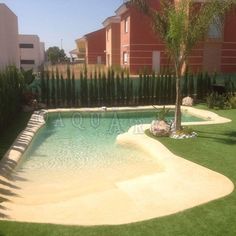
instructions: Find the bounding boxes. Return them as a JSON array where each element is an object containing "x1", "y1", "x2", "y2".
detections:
[{"x1": 0, "y1": 106, "x2": 231, "y2": 178}]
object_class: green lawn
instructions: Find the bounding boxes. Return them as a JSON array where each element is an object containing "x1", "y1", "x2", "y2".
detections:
[{"x1": 0, "y1": 107, "x2": 236, "y2": 236}]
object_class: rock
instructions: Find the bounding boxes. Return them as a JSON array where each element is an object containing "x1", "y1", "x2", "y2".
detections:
[
  {"x1": 150, "y1": 120, "x2": 171, "y2": 137},
  {"x1": 170, "y1": 131, "x2": 197, "y2": 139},
  {"x1": 182, "y1": 96, "x2": 193, "y2": 106}
]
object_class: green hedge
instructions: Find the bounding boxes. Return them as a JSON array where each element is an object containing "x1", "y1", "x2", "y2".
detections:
[
  {"x1": 0, "y1": 67, "x2": 25, "y2": 130},
  {"x1": 40, "y1": 68, "x2": 235, "y2": 108}
]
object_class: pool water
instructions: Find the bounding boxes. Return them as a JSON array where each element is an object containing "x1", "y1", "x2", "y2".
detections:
[
  {"x1": 5, "y1": 109, "x2": 230, "y2": 226},
  {"x1": 17, "y1": 109, "x2": 203, "y2": 173},
  {"x1": 10, "y1": 109, "x2": 205, "y2": 205}
]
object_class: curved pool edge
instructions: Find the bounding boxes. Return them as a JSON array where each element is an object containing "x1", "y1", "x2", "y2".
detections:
[
  {"x1": 0, "y1": 111, "x2": 46, "y2": 178},
  {"x1": 116, "y1": 131, "x2": 234, "y2": 221},
  {"x1": 0, "y1": 106, "x2": 234, "y2": 226},
  {"x1": 0, "y1": 106, "x2": 231, "y2": 178},
  {"x1": 115, "y1": 106, "x2": 234, "y2": 219}
]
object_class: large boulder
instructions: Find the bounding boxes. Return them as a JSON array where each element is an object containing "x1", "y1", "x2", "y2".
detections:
[
  {"x1": 150, "y1": 120, "x2": 171, "y2": 137},
  {"x1": 182, "y1": 96, "x2": 193, "y2": 106}
]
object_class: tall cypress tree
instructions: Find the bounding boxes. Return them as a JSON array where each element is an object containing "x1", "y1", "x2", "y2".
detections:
[
  {"x1": 121, "y1": 71, "x2": 125, "y2": 105},
  {"x1": 84, "y1": 68, "x2": 88, "y2": 106},
  {"x1": 196, "y1": 72, "x2": 203, "y2": 101},
  {"x1": 129, "y1": 77, "x2": 134, "y2": 105},
  {"x1": 46, "y1": 71, "x2": 50, "y2": 107},
  {"x1": 160, "y1": 74, "x2": 164, "y2": 104},
  {"x1": 56, "y1": 67, "x2": 60, "y2": 107},
  {"x1": 107, "y1": 69, "x2": 111, "y2": 105},
  {"x1": 80, "y1": 71, "x2": 84, "y2": 107},
  {"x1": 171, "y1": 75, "x2": 176, "y2": 104},
  {"x1": 155, "y1": 74, "x2": 160, "y2": 104},
  {"x1": 89, "y1": 78, "x2": 95, "y2": 107},
  {"x1": 188, "y1": 73, "x2": 194, "y2": 97},
  {"x1": 111, "y1": 69, "x2": 115, "y2": 106},
  {"x1": 102, "y1": 71, "x2": 107, "y2": 106},
  {"x1": 116, "y1": 73, "x2": 121, "y2": 106},
  {"x1": 94, "y1": 70, "x2": 98, "y2": 106},
  {"x1": 71, "y1": 71, "x2": 76, "y2": 107},
  {"x1": 167, "y1": 74, "x2": 172, "y2": 104},
  {"x1": 151, "y1": 72, "x2": 155, "y2": 104},
  {"x1": 40, "y1": 71, "x2": 46, "y2": 104},
  {"x1": 138, "y1": 74, "x2": 143, "y2": 104},
  {"x1": 66, "y1": 66, "x2": 72, "y2": 107},
  {"x1": 51, "y1": 70, "x2": 56, "y2": 108},
  {"x1": 126, "y1": 72, "x2": 130, "y2": 105},
  {"x1": 60, "y1": 74, "x2": 66, "y2": 107},
  {"x1": 182, "y1": 70, "x2": 188, "y2": 97}
]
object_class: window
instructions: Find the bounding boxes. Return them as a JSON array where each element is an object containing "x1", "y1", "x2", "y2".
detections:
[
  {"x1": 19, "y1": 43, "x2": 34, "y2": 48},
  {"x1": 124, "y1": 17, "x2": 129, "y2": 33},
  {"x1": 20, "y1": 60, "x2": 35, "y2": 65},
  {"x1": 97, "y1": 56, "x2": 102, "y2": 64},
  {"x1": 123, "y1": 52, "x2": 128, "y2": 65},
  {"x1": 208, "y1": 16, "x2": 223, "y2": 39},
  {"x1": 107, "y1": 27, "x2": 111, "y2": 41}
]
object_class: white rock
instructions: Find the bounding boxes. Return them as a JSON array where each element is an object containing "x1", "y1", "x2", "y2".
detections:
[
  {"x1": 182, "y1": 96, "x2": 194, "y2": 106},
  {"x1": 150, "y1": 120, "x2": 170, "y2": 137}
]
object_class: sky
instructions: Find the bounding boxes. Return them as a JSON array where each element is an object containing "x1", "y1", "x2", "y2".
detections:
[{"x1": 0, "y1": 0, "x2": 123, "y2": 55}]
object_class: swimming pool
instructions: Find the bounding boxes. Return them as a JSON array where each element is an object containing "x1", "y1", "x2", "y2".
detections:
[
  {"x1": 17, "y1": 109, "x2": 204, "y2": 174},
  {"x1": 3, "y1": 107, "x2": 233, "y2": 226}
]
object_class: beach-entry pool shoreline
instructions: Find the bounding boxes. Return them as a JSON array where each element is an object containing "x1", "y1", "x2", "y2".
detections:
[{"x1": 0, "y1": 106, "x2": 233, "y2": 226}]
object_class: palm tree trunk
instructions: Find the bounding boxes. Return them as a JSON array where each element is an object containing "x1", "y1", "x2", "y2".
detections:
[{"x1": 174, "y1": 63, "x2": 182, "y2": 131}]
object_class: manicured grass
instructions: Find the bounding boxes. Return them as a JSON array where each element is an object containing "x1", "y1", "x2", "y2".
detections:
[{"x1": 0, "y1": 107, "x2": 236, "y2": 236}]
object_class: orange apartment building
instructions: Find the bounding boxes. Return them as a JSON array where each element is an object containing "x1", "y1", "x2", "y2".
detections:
[
  {"x1": 116, "y1": 0, "x2": 236, "y2": 74},
  {"x1": 74, "y1": 0, "x2": 236, "y2": 75},
  {"x1": 75, "y1": 28, "x2": 106, "y2": 65},
  {"x1": 116, "y1": 0, "x2": 164, "y2": 74}
]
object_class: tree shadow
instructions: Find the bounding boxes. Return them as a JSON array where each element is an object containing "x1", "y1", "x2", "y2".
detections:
[
  {"x1": 0, "y1": 112, "x2": 43, "y2": 220},
  {"x1": 195, "y1": 129, "x2": 236, "y2": 146},
  {"x1": 0, "y1": 159, "x2": 27, "y2": 220}
]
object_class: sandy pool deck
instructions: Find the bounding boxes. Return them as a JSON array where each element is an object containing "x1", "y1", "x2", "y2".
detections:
[{"x1": 0, "y1": 106, "x2": 234, "y2": 225}]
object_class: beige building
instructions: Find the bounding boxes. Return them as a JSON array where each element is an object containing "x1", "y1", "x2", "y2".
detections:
[
  {"x1": 0, "y1": 3, "x2": 20, "y2": 69},
  {"x1": 19, "y1": 34, "x2": 45, "y2": 72},
  {"x1": 39, "y1": 42, "x2": 45, "y2": 64}
]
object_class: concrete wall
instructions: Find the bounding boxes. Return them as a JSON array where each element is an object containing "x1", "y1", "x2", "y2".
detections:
[
  {"x1": 19, "y1": 34, "x2": 43, "y2": 72},
  {"x1": 0, "y1": 4, "x2": 20, "y2": 69}
]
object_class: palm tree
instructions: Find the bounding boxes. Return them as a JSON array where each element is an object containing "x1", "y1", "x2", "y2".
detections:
[{"x1": 131, "y1": 0, "x2": 235, "y2": 131}]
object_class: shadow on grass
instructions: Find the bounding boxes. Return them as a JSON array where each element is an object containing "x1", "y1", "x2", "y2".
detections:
[
  {"x1": 195, "y1": 129, "x2": 236, "y2": 146},
  {"x1": 0, "y1": 112, "x2": 32, "y2": 220},
  {"x1": 0, "y1": 159, "x2": 27, "y2": 220}
]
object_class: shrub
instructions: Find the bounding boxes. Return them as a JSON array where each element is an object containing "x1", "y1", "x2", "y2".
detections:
[
  {"x1": 229, "y1": 96, "x2": 236, "y2": 109},
  {"x1": 0, "y1": 66, "x2": 25, "y2": 130},
  {"x1": 155, "y1": 106, "x2": 171, "y2": 121},
  {"x1": 206, "y1": 92, "x2": 230, "y2": 110}
]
